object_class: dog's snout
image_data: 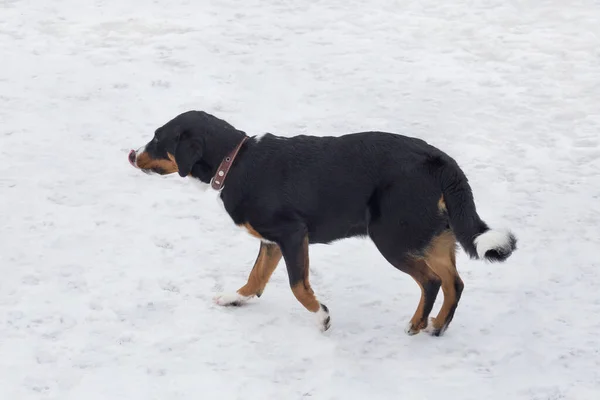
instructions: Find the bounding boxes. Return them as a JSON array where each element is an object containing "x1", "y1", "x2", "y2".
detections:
[{"x1": 128, "y1": 149, "x2": 136, "y2": 166}]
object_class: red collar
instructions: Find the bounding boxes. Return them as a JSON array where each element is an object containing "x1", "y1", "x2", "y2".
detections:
[{"x1": 210, "y1": 136, "x2": 248, "y2": 191}]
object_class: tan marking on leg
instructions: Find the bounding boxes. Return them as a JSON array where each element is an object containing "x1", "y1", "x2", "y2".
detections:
[
  {"x1": 290, "y1": 236, "x2": 321, "y2": 313},
  {"x1": 405, "y1": 258, "x2": 442, "y2": 334},
  {"x1": 291, "y1": 282, "x2": 320, "y2": 313},
  {"x1": 424, "y1": 230, "x2": 462, "y2": 334},
  {"x1": 237, "y1": 243, "x2": 282, "y2": 297},
  {"x1": 239, "y1": 222, "x2": 266, "y2": 240},
  {"x1": 409, "y1": 281, "x2": 427, "y2": 331},
  {"x1": 136, "y1": 151, "x2": 179, "y2": 174}
]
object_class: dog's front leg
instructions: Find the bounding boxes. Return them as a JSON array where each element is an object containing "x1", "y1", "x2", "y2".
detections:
[
  {"x1": 279, "y1": 229, "x2": 331, "y2": 332},
  {"x1": 214, "y1": 242, "x2": 282, "y2": 306}
]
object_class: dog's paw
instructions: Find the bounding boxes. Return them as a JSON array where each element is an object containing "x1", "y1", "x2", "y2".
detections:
[
  {"x1": 423, "y1": 317, "x2": 445, "y2": 337},
  {"x1": 404, "y1": 321, "x2": 421, "y2": 336},
  {"x1": 316, "y1": 303, "x2": 331, "y2": 332},
  {"x1": 213, "y1": 292, "x2": 251, "y2": 306},
  {"x1": 404, "y1": 318, "x2": 429, "y2": 336}
]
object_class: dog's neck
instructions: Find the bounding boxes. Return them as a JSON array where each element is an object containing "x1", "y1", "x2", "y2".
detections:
[{"x1": 189, "y1": 130, "x2": 248, "y2": 185}]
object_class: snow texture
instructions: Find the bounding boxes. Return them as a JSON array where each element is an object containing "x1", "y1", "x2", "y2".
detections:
[{"x1": 1, "y1": 0, "x2": 600, "y2": 399}]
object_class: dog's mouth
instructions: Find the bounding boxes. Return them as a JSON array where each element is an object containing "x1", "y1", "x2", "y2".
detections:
[
  {"x1": 141, "y1": 167, "x2": 167, "y2": 175},
  {"x1": 129, "y1": 148, "x2": 178, "y2": 175}
]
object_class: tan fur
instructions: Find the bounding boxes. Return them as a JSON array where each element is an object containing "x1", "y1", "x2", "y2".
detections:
[
  {"x1": 136, "y1": 151, "x2": 179, "y2": 174},
  {"x1": 237, "y1": 243, "x2": 282, "y2": 297},
  {"x1": 291, "y1": 282, "x2": 321, "y2": 313},
  {"x1": 423, "y1": 230, "x2": 461, "y2": 332},
  {"x1": 290, "y1": 236, "x2": 321, "y2": 313},
  {"x1": 409, "y1": 281, "x2": 427, "y2": 331},
  {"x1": 405, "y1": 258, "x2": 441, "y2": 334},
  {"x1": 240, "y1": 222, "x2": 265, "y2": 240},
  {"x1": 438, "y1": 195, "x2": 447, "y2": 213}
]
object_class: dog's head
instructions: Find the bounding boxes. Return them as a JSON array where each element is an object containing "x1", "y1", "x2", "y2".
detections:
[{"x1": 129, "y1": 111, "x2": 241, "y2": 179}]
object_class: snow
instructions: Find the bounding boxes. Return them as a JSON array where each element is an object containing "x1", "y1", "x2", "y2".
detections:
[{"x1": 1, "y1": 0, "x2": 599, "y2": 398}]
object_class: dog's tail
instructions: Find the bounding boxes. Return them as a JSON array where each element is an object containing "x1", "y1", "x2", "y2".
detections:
[{"x1": 433, "y1": 155, "x2": 517, "y2": 262}]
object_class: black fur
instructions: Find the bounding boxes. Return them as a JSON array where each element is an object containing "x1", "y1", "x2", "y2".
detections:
[
  {"x1": 434, "y1": 155, "x2": 491, "y2": 259},
  {"x1": 175, "y1": 130, "x2": 204, "y2": 177}
]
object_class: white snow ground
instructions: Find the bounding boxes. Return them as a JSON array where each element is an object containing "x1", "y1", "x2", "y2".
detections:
[{"x1": 1, "y1": 0, "x2": 599, "y2": 398}]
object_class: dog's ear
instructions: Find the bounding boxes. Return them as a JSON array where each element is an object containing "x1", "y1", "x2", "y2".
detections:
[{"x1": 174, "y1": 130, "x2": 203, "y2": 177}]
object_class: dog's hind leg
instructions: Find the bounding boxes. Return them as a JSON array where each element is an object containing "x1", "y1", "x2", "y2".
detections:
[
  {"x1": 422, "y1": 230, "x2": 464, "y2": 336},
  {"x1": 367, "y1": 183, "x2": 446, "y2": 335},
  {"x1": 371, "y1": 244, "x2": 442, "y2": 336}
]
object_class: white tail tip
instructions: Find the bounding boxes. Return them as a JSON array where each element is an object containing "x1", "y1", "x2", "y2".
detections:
[{"x1": 474, "y1": 229, "x2": 517, "y2": 262}]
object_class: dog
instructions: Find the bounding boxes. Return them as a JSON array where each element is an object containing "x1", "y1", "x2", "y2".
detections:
[{"x1": 128, "y1": 110, "x2": 517, "y2": 336}]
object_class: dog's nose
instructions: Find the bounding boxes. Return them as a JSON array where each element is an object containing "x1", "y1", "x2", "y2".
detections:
[{"x1": 128, "y1": 149, "x2": 136, "y2": 166}]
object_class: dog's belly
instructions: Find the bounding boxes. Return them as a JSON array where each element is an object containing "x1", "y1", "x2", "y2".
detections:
[{"x1": 307, "y1": 214, "x2": 369, "y2": 244}]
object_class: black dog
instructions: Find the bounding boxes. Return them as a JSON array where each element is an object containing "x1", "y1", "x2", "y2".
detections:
[{"x1": 129, "y1": 110, "x2": 517, "y2": 336}]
